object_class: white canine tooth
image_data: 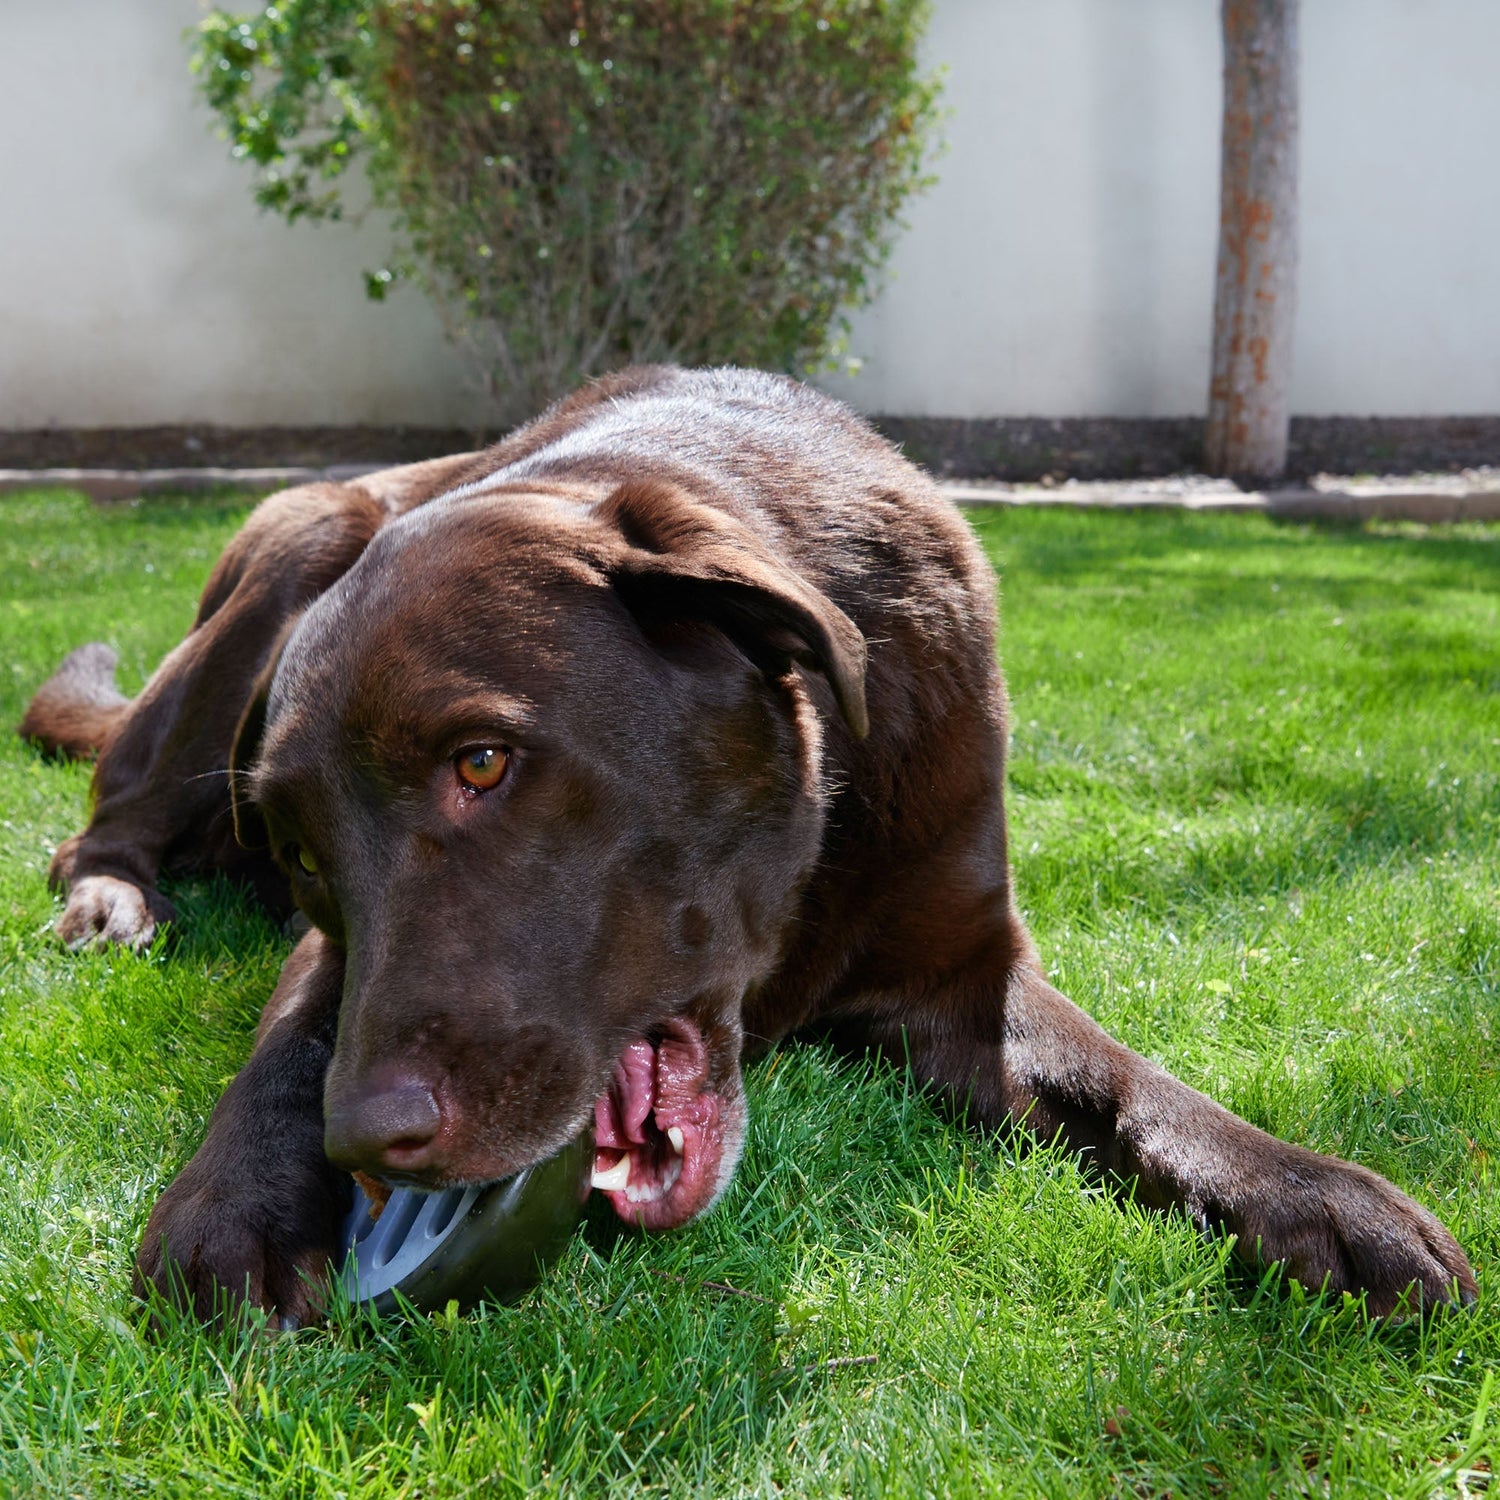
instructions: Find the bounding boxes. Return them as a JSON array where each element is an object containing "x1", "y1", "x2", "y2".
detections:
[
  {"x1": 591, "y1": 1156, "x2": 631, "y2": 1191},
  {"x1": 666, "y1": 1126, "x2": 685, "y2": 1154}
]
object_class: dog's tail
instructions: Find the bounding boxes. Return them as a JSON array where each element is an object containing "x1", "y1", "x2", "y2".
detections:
[{"x1": 19, "y1": 643, "x2": 132, "y2": 760}]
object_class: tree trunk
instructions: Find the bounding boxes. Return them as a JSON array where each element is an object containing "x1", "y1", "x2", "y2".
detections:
[{"x1": 1205, "y1": 0, "x2": 1300, "y2": 481}]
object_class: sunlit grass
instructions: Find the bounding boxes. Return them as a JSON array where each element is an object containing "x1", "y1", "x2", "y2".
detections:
[{"x1": 0, "y1": 490, "x2": 1496, "y2": 1497}]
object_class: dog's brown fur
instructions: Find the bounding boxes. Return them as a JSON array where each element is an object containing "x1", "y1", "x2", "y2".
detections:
[{"x1": 23, "y1": 367, "x2": 1475, "y2": 1321}]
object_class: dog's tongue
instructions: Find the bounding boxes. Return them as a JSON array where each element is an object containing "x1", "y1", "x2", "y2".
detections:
[
  {"x1": 591, "y1": 1023, "x2": 723, "y2": 1230},
  {"x1": 596, "y1": 1041, "x2": 657, "y2": 1147}
]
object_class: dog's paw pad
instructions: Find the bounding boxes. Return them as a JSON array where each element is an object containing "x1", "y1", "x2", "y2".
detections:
[{"x1": 56, "y1": 875, "x2": 175, "y2": 951}]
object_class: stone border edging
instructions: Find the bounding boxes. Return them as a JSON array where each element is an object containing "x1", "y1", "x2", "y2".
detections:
[
  {"x1": 946, "y1": 479, "x2": 1500, "y2": 523},
  {"x1": 2, "y1": 466, "x2": 1499, "y2": 523}
]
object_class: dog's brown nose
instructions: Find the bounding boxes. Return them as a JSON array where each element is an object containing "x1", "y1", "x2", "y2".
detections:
[{"x1": 324, "y1": 1080, "x2": 443, "y2": 1176}]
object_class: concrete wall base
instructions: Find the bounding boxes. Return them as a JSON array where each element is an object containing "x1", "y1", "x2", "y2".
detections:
[{"x1": 3, "y1": 415, "x2": 1497, "y2": 484}]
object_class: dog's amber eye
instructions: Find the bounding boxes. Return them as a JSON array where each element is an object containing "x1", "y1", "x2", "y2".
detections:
[
  {"x1": 289, "y1": 845, "x2": 317, "y2": 875},
  {"x1": 457, "y1": 746, "x2": 508, "y2": 792}
]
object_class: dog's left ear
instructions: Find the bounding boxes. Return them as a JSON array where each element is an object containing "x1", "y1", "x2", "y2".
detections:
[
  {"x1": 599, "y1": 479, "x2": 869, "y2": 739},
  {"x1": 228, "y1": 615, "x2": 302, "y2": 849}
]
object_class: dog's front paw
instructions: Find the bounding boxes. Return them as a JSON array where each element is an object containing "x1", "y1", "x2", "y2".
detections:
[
  {"x1": 47, "y1": 834, "x2": 84, "y2": 891},
  {"x1": 55, "y1": 874, "x2": 175, "y2": 950},
  {"x1": 134, "y1": 1165, "x2": 345, "y2": 1328},
  {"x1": 1233, "y1": 1148, "x2": 1476, "y2": 1317}
]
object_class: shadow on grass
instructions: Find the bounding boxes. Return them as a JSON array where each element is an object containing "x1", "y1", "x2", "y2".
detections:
[{"x1": 1016, "y1": 756, "x2": 1496, "y2": 932}]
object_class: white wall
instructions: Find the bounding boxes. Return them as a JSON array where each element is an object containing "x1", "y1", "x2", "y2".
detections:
[
  {"x1": 827, "y1": 0, "x2": 1500, "y2": 419},
  {"x1": 2, "y1": 0, "x2": 1498, "y2": 427},
  {"x1": 826, "y1": 0, "x2": 1223, "y2": 418},
  {"x1": 0, "y1": 0, "x2": 492, "y2": 427},
  {"x1": 1293, "y1": 0, "x2": 1500, "y2": 417}
]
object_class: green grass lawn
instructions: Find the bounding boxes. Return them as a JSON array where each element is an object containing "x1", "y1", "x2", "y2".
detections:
[{"x1": 1, "y1": 490, "x2": 1497, "y2": 1498}]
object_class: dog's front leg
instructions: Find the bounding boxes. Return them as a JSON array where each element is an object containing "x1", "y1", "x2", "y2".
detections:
[
  {"x1": 884, "y1": 962, "x2": 1476, "y2": 1315},
  {"x1": 134, "y1": 931, "x2": 351, "y2": 1326}
]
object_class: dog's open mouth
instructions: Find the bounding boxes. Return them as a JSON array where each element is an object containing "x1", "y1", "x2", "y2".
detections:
[{"x1": 590, "y1": 1016, "x2": 732, "y2": 1231}]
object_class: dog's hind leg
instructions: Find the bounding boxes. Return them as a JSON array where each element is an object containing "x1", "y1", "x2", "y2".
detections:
[
  {"x1": 32, "y1": 476, "x2": 414, "y2": 949},
  {"x1": 18, "y1": 642, "x2": 132, "y2": 760}
]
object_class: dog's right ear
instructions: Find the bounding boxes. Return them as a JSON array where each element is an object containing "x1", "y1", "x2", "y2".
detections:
[
  {"x1": 228, "y1": 619, "x2": 299, "y2": 850},
  {"x1": 599, "y1": 479, "x2": 870, "y2": 739}
]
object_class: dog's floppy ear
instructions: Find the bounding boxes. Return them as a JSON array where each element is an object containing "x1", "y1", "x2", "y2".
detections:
[
  {"x1": 599, "y1": 479, "x2": 869, "y2": 739},
  {"x1": 228, "y1": 617, "x2": 301, "y2": 849}
]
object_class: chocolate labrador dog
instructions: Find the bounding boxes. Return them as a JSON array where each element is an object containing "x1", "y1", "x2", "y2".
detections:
[{"x1": 22, "y1": 366, "x2": 1475, "y2": 1321}]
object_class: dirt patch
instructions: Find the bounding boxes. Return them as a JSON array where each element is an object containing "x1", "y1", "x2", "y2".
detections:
[
  {"x1": 873, "y1": 414, "x2": 1500, "y2": 483},
  {"x1": 0, "y1": 424, "x2": 493, "y2": 471}
]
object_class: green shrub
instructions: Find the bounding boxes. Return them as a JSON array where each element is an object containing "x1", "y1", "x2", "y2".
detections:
[{"x1": 194, "y1": 0, "x2": 940, "y2": 421}]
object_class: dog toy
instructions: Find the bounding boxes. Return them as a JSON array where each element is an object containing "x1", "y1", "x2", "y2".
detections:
[{"x1": 338, "y1": 1130, "x2": 592, "y2": 1314}]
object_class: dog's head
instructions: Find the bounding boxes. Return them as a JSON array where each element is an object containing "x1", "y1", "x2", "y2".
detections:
[{"x1": 231, "y1": 479, "x2": 866, "y2": 1229}]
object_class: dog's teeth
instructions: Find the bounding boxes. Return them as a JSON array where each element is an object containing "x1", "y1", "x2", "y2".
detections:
[
  {"x1": 591, "y1": 1156, "x2": 631, "y2": 1191},
  {"x1": 666, "y1": 1126, "x2": 685, "y2": 1154},
  {"x1": 663, "y1": 1156, "x2": 683, "y2": 1193}
]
